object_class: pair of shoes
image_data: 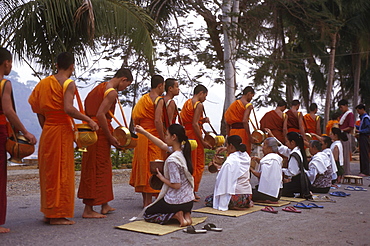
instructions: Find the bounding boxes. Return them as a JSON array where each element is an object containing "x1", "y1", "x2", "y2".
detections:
[
  {"x1": 329, "y1": 191, "x2": 351, "y2": 197},
  {"x1": 354, "y1": 186, "x2": 367, "y2": 191},
  {"x1": 293, "y1": 202, "x2": 313, "y2": 209},
  {"x1": 282, "y1": 206, "x2": 301, "y2": 213},
  {"x1": 183, "y1": 223, "x2": 222, "y2": 234},
  {"x1": 345, "y1": 186, "x2": 356, "y2": 191},
  {"x1": 261, "y1": 206, "x2": 278, "y2": 214},
  {"x1": 308, "y1": 195, "x2": 335, "y2": 203}
]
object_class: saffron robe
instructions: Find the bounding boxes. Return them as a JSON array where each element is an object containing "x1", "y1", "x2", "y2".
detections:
[
  {"x1": 180, "y1": 99, "x2": 205, "y2": 192},
  {"x1": 260, "y1": 110, "x2": 286, "y2": 144},
  {"x1": 0, "y1": 120, "x2": 7, "y2": 225},
  {"x1": 286, "y1": 110, "x2": 301, "y2": 133},
  {"x1": 129, "y1": 93, "x2": 162, "y2": 193},
  {"x1": 304, "y1": 114, "x2": 319, "y2": 134},
  {"x1": 326, "y1": 120, "x2": 339, "y2": 135},
  {"x1": 77, "y1": 82, "x2": 114, "y2": 206},
  {"x1": 28, "y1": 75, "x2": 75, "y2": 218},
  {"x1": 224, "y1": 100, "x2": 251, "y2": 153}
]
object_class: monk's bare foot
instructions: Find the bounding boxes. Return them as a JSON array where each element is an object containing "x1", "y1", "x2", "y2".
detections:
[
  {"x1": 184, "y1": 212, "x2": 192, "y2": 226},
  {"x1": 49, "y1": 218, "x2": 75, "y2": 225},
  {"x1": 101, "y1": 204, "x2": 116, "y2": 215},
  {"x1": 172, "y1": 211, "x2": 187, "y2": 227},
  {"x1": 0, "y1": 226, "x2": 10, "y2": 233},
  {"x1": 83, "y1": 210, "x2": 107, "y2": 219}
]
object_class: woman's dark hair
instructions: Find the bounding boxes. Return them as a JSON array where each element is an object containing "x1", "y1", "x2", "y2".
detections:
[
  {"x1": 227, "y1": 135, "x2": 247, "y2": 152},
  {"x1": 286, "y1": 132, "x2": 308, "y2": 170},
  {"x1": 322, "y1": 136, "x2": 332, "y2": 148},
  {"x1": 331, "y1": 127, "x2": 348, "y2": 141},
  {"x1": 168, "y1": 124, "x2": 193, "y2": 174}
]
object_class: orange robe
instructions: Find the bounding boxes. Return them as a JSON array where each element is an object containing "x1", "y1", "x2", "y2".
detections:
[
  {"x1": 260, "y1": 110, "x2": 286, "y2": 144},
  {"x1": 304, "y1": 114, "x2": 319, "y2": 134},
  {"x1": 129, "y1": 93, "x2": 162, "y2": 193},
  {"x1": 286, "y1": 110, "x2": 301, "y2": 133},
  {"x1": 180, "y1": 99, "x2": 204, "y2": 192},
  {"x1": 77, "y1": 82, "x2": 114, "y2": 206},
  {"x1": 326, "y1": 120, "x2": 339, "y2": 135},
  {"x1": 28, "y1": 75, "x2": 75, "y2": 218},
  {"x1": 224, "y1": 100, "x2": 251, "y2": 153}
]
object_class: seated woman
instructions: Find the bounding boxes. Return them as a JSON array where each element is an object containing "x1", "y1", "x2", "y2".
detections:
[
  {"x1": 135, "y1": 124, "x2": 194, "y2": 227},
  {"x1": 250, "y1": 137, "x2": 283, "y2": 203},
  {"x1": 205, "y1": 135, "x2": 253, "y2": 211},
  {"x1": 267, "y1": 130, "x2": 310, "y2": 198},
  {"x1": 306, "y1": 140, "x2": 334, "y2": 193}
]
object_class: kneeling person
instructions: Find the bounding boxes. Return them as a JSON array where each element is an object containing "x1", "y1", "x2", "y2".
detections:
[{"x1": 251, "y1": 137, "x2": 283, "y2": 203}]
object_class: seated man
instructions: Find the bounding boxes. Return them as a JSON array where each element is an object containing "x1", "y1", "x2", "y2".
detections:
[
  {"x1": 305, "y1": 140, "x2": 334, "y2": 194},
  {"x1": 250, "y1": 137, "x2": 283, "y2": 203}
]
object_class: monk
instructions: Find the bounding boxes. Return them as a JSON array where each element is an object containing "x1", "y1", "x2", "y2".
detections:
[
  {"x1": 164, "y1": 78, "x2": 181, "y2": 126},
  {"x1": 129, "y1": 75, "x2": 166, "y2": 207},
  {"x1": 180, "y1": 84, "x2": 211, "y2": 199},
  {"x1": 326, "y1": 112, "x2": 340, "y2": 135},
  {"x1": 224, "y1": 86, "x2": 255, "y2": 154},
  {"x1": 0, "y1": 48, "x2": 36, "y2": 233},
  {"x1": 285, "y1": 100, "x2": 306, "y2": 138},
  {"x1": 260, "y1": 99, "x2": 288, "y2": 144},
  {"x1": 304, "y1": 103, "x2": 321, "y2": 136},
  {"x1": 29, "y1": 52, "x2": 98, "y2": 225},
  {"x1": 78, "y1": 68, "x2": 133, "y2": 218}
]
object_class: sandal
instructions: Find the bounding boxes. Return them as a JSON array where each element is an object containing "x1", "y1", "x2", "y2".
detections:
[
  {"x1": 354, "y1": 186, "x2": 367, "y2": 191},
  {"x1": 307, "y1": 203, "x2": 324, "y2": 208},
  {"x1": 282, "y1": 206, "x2": 301, "y2": 213},
  {"x1": 293, "y1": 202, "x2": 313, "y2": 209},
  {"x1": 183, "y1": 225, "x2": 207, "y2": 234},
  {"x1": 344, "y1": 186, "x2": 356, "y2": 191},
  {"x1": 330, "y1": 191, "x2": 350, "y2": 197},
  {"x1": 261, "y1": 206, "x2": 278, "y2": 214},
  {"x1": 202, "y1": 223, "x2": 223, "y2": 232}
]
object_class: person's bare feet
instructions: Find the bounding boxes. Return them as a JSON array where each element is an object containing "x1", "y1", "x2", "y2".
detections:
[
  {"x1": 184, "y1": 212, "x2": 192, "y2": 226},
  {"x1": 101, "y1": 203, "x2": 116, "y2": 215},
  {"x1": 49, "y1": 218, "x2": 75, "y2": 225},
  {"x1": 83, "y1": 210, "x2": 107, "y2": 218},
  {"x1": 0, "y1": 226, "x2": 10, "y2": 233},
  {"x1": 172, "y1": 211, "x2": 187, "y2": 227}
]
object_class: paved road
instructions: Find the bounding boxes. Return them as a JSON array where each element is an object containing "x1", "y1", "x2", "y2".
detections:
[{"x1": 2, "y1": 162, "x2": 370, "y2": 246}]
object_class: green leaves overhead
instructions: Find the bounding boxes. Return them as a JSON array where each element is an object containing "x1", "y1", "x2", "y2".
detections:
[{"x1": 0, "y1": 0, "x2": 156, "y2": 71}]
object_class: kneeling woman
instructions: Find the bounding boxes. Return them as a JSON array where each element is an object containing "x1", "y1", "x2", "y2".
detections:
[
  {"x1": 205, "y1": 135, "x2": 253, "y2": 211},
  {"x1": 135, "y1": 124, "x2": 194, "y2": 227}
]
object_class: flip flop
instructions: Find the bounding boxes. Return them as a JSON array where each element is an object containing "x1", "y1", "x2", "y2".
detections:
[
  {"x1": 344, "y1": 186, "x2": 356, "y2": 191},
  {"x1": 330, "y1": 191, "x2": 350, "y2": 197},
  {"x1": 307, "y1": 203, "x2": 324, "y2": 208},
  {"x1": 293, "y1": 202, "x2": 313, "y2": 209},
  {"x1": 354, "y1": 186, "x2": 367, "y2": 191},
  {"x1": 282, "y1": 206, "x2": 301, "y2": 213},
  {"x1": 261, "y1": 206, "x2": 278, "y2": 214},
  {"x1": 183, "y1": 225, "x2": 207, "y2": 234},
  {"x1": 202, "y1": 223, "x2": 223, "y2": 232}
]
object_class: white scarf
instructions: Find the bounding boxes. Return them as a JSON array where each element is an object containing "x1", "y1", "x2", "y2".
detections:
[
  {"x1": 257, "y1": 153, "x2": 283, "y2": 198},
  {"x1": 213, "y1": 151, "x2": 250, "y2": 211},
  {"x1": 131, "y1": 151, "x2": 194, "y2": 220},
  {"x1": 310, "y1": 152, "x2": 330, "y2": 174},
  {"x1": 323, "y1": 148, "x2": 338, "y2": 180},
  {"x1": 339, "y1": 110, "x2": 351, "y2": 125}
]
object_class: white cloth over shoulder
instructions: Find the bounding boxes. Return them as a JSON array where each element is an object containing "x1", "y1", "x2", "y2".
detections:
[
  {"x1": 279, "y1": 146, "x2": 302, "y2": 177},
  {"x1": 257, "y1": 153, "x2": 283, "y2": 198},
  {"x1": 305, "y1": 152, "x2": 331, "y2": 184},
  {"x1": 339, "y1": 110, "x2": 351, "y2": 125},
  {"x1": 213, "y1": 151, "x2": 251, "y2": 211},
  {"x1": 331, "y1": 140, "x2": 344, "y2": 166},
  {"x1": 323, "y1": 148, "x2": 338, "y2": 180}
]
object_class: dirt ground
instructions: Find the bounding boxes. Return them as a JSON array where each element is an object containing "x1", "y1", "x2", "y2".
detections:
[{"x1": 2, "y1": 159, "x2": 370, "y2": 246}]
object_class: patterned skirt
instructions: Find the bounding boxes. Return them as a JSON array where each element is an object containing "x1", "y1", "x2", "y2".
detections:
[{"x1": 205, "y1": 194, "x2": 253, "y2": 209}]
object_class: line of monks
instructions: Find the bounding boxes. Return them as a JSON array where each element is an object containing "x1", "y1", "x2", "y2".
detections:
[{"x1": 1, "y1": 50, "x2": 345, "y2": 231}]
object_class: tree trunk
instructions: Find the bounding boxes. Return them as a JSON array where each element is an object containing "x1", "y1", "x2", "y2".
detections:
[
  {"x1": 221, "y1": 0, "x2": 239, "y2": 134},
  {"x1": 324, "y1": 32, "x2": 337, "y2": 127},
  {"x1": 352, "y1": 42, "x2": 361, "y2": 119}
]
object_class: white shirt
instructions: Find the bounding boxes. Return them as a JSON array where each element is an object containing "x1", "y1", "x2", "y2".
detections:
[
  {"x1": 279, "y1": 146, "x2": 302, "y2": 177},
  {"x1": 305, "y1": 152, "x2": 331, "y2": 184},
  {"x1": 257, "y1": 153, "x2": 283, "y2": 198},
  {"x1": 323, "y1": 148, "x2": 338, "y2": 180},
  {"x1": 331, "y1": 140, "x2": 343, "y2": 166}
]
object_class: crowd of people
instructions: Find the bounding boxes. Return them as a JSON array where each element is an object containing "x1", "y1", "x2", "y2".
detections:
[{"x1": 0, "y1": 49, "x2": 369, "y2": 232}]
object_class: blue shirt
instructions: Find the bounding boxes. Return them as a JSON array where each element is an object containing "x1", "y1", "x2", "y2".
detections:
[{"x1": 356, "y1": 113, "x2": 370, "y2": 135}]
